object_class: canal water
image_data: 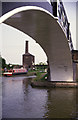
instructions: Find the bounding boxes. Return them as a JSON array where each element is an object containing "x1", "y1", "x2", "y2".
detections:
[{"x1": 2, "y1": 76, "x2": 78, "y2": 119}]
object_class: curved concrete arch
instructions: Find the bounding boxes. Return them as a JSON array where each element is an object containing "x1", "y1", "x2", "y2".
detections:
[
  {"x1": 1, "y1": 6, "x2": 73, "y2": 81},
  {"x1": 0, "y1": 6, "x2": 57, "y2": 23}
]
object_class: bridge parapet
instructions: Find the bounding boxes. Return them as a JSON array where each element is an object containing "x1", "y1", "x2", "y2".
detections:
[
  {"x1": 1, "y1": 0, "x2": 74, "y2": 81},
  {"x1": 57, "y1": 0, "x2": 74, "y2": 51},
  {"x1": 2, "y1": 0, "x2": 74, "y2": 51},
  {"x1": 50, "y1": 0, "x2": 74, "y2": 51}
]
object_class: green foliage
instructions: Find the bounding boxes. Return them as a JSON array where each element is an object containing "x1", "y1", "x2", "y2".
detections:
[
  {"x1": 39, "y1": 62, "x2": 45, "y2": 65},
  {"x1": 33, "y1": 71, "x2": 47, "y2": 82},
  {"x1": 41, "y1": 74, "x2": 48, "y2": 81},
  {"x1": 35, "y1": 62, "x2": 48, "y2": 71},
  {"x1": 6, "y1": 63, "x2": 14, "y2": 70},
  {"x1": 0, "y1": 57, "x2": 6, "y2": 69},
  {"x1": 33, "y1": 72, "x2": 43, "y2": 81},
  {"x1": 35, "y1": 66, "x2": 47, "y2": 71},
  {"x1": 0, "y1": 57, "x2": 2, "y2": 68},
  {"x1": 2, "y1": 58, "x2": 6, "y2": 68},
  {"x1": 0, "y1": 57, "x2": 15, "y2": 70},
  {"x1": 76, "y1": 78, "x2": 78, "y2": 82}
]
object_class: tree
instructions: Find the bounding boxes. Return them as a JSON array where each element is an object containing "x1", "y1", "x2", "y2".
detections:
[
  {"x1": 0, "y1": 57, "x2": 6, "y2": 69},
  {"x1": 39, "y1": 62, "x2": 45, "y2": 65},
  {"x1": 2, "y1": 58, "x2": 6, "y2": 69},
  {"x1": 0, "y1": 57, "x2": 2, "y2": 69}
]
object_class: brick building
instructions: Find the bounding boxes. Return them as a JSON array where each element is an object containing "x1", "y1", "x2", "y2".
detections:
[
  {"x1": 72, "y1": 50, "x2": 78, "y2": 80},
  {"x1": 22, "y1": 41, "x2": 35, "y2": 69},
  {"x1": 72, "y1": 50, "x2": 78, "y2": 63}
]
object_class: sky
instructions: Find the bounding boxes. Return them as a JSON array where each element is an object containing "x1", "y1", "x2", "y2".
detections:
[
  {"x1": 0, "y1": 23, "x2": 47, "y2": 65},
  {"x1": 0, "y1": 1, "x2": 77, "y2": 65},
  {"x1": 63, "y1": 2, "x2": 76, "y2": 49}
]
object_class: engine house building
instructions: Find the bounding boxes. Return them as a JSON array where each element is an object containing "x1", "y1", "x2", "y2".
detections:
[
  {"x1": 22, "y1": 41, "x2": 35, "y2": 69},
  {"x1": 72, "y1": 50, "x2": 78, "y2": 63}
]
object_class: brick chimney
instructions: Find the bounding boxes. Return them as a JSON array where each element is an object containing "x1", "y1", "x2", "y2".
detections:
[{"x1": 25, "y1": 41, "x2": 28, "y2": 53}]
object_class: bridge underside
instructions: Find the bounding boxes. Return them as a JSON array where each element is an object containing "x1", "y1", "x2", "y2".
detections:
[{"x1": 3, "y1": 8, "x2": 73, "y2": 81}]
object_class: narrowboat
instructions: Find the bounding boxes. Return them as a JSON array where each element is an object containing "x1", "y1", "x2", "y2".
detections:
[{"x1": 3, "y1": 68, "x2": 27, "y2": 77}]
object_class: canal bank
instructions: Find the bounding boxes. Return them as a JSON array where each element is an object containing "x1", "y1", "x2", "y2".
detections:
[
  {"x1": 2, "y1": 70, "x2": 78, "y2": 88},
  {"x1": 2, "y1": 76, "x2": 77, "y2": 118},
  {"x1": 25, "y1": 70, "x2": 78, "y2": 88},
  {"x1": 31, "y1": 80, "x2": 78, "y2": 88}
]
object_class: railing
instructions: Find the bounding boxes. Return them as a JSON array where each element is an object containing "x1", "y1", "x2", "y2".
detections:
[{"x1": 50, "y1": 0, "x2": 74, "y2": 51}]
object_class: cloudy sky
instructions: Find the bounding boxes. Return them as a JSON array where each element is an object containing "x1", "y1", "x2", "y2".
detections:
[{"x1": 0, "y1": 1, "x2": 76, "y2": 65}]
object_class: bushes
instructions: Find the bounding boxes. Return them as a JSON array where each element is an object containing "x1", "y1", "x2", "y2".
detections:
[{"x1": 33, "y1": 72, "x2": 47, "y2": 82}]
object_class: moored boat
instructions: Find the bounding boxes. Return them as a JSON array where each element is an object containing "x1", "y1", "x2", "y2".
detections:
[{"x1": 3, "y1": 68, "x2": 27, "y2": 77}]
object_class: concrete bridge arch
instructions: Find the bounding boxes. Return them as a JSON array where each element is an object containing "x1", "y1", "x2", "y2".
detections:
[{"x1": 0, "y1": 5, "x2": 73, "y2": 81}]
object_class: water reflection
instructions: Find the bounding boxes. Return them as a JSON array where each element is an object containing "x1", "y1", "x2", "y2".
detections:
[
  {"x1": 2, "y1": 76, "x2": 77, "y2": 118},
  {"x1": 44, "y1": 88, "x2": 76, "y2": 118}
]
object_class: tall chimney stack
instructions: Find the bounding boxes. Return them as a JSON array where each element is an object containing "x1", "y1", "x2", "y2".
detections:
[{"x1": 25, "y1": 41, "x2": 28, "y2": 53}]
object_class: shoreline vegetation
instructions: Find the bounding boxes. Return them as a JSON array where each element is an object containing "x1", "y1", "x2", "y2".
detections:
[
  {"x1": 1, "y1": 69, "x2": 78, "y2": 88},
  {"x1": 26, "y1": 70, "x2": 78, "y2": 88}
]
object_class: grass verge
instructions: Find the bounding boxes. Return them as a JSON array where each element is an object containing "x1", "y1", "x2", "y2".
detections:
[{"x1": 32, "y1": 71, "x2": 47, "y2": 82}]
